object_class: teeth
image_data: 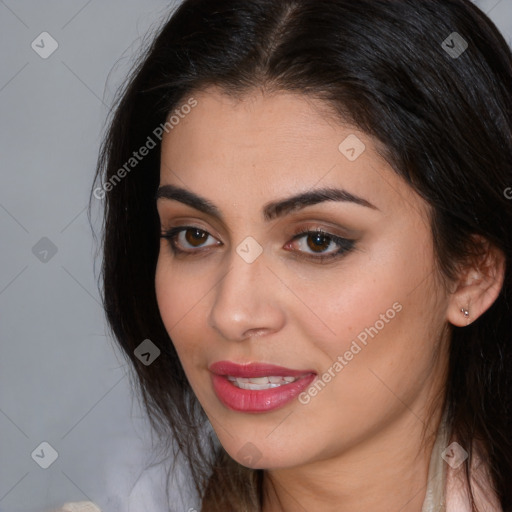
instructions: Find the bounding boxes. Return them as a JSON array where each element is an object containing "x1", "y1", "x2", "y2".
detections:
[
  {"x1": 226, "y1": 375, "x2": 299, "y2": 390},
  {"x1": 249, "y1": 377, "x2": 271, "y2": 385}
]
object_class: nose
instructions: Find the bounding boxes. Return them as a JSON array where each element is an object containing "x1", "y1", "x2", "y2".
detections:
[{"x1": 207, "y1": 247, "x2": 286, "y2": 342}]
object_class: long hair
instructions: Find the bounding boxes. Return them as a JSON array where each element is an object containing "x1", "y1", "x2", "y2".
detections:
[{"x1": 91, "y1": 1, "x2": 512, "y2": 510}]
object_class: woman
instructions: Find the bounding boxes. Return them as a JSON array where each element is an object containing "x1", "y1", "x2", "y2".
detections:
[{"x1": 62, "y1": 0, "x2": 512, "y2": 510}]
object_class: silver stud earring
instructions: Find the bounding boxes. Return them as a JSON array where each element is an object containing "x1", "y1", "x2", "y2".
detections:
[{"x1": 461, "y1": 307, "x2": 470, "y2": 318}]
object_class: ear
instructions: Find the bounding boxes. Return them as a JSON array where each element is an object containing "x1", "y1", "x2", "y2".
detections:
[{"x1": 447, "y1": 235, "x2": 506, "y2": 327}]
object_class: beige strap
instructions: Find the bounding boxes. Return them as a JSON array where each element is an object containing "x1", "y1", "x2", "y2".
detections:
[
  {"x1": 421, "y1": 415, "x2": 448, "y2": 512},
  {"x1": 58, "y1": 502, "x2": 101, "y2": 512}
]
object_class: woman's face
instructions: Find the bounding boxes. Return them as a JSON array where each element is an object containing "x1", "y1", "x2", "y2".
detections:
[{"x1": 155, "y1": 87, "x2": 451, "y2": 470}]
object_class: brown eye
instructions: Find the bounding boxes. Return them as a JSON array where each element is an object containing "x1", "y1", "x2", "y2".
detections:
[
  {"x1": 290, "y1": 231, "x2": 339, "y2": 256},
  {"x1": 285, "y1": 227, "x2": 356, "y2": 262},
  {"x1": 306, "y1": 232, "x2": 332, "y2": 253},
  {"x1": 184, "y1": 228, "x2": 209, "y2": 247},
  {"x1": 160, "y1": 226, "x2": 221, "y2": 254}
]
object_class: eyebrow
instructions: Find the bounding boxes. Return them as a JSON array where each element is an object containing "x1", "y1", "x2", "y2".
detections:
[{"x1": 155, "y1": 184, "x2": 378, "y2": 222}]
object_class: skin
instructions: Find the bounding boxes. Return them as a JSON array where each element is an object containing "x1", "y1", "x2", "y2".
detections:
[{"x1": 154, "y1": 86, "x2": 505, "y2": 512}]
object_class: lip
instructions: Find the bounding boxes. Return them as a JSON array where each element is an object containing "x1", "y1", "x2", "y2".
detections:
[{"x1": 209, "y1": 361, "x2": 316, "y2": 413}]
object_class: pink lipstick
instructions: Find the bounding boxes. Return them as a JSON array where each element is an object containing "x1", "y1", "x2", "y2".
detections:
[{"x1": 209, "y1": 361, "x2": 316, "y2": 413}]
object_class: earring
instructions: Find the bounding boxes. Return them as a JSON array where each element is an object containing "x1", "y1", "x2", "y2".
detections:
[{"x1": 461, "y1": 307, "x2": 470, "y2": 318}]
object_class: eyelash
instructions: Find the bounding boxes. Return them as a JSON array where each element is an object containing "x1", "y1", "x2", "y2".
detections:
[{"x1": 160, "y1": 225, "x2": 355, "y2": 263}]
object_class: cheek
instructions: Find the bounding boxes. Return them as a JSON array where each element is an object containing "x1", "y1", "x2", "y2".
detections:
[
  {"x1": 297, "y1": 231, "x2": 438, "y2": 374},
  {"x1": 303, "y1": 244, "x2": 442, "y2": 412},
  {"x1": 154, "y1": 255, "x2": 206, "y2": 364},
  {"x1": 287, "y1": 245, "x2": 412, "y2": 357}
]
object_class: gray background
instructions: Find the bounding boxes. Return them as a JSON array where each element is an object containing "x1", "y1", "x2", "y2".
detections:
[{"x1": 0, "y1": 1, "x2": 511, "y2": 512}]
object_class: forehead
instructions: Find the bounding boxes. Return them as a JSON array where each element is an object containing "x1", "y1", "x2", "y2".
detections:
[
  {"x1": 162, "y1": 88, "x2": 353, "y2": 162},
  {"x1": 158, "y1": 87, "x2": 426, "y2": 219}
]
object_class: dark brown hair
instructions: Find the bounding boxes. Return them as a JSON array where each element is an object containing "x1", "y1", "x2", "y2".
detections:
[{"x1": 91, "y1": 0, "x2": 512, "y2": 510}]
